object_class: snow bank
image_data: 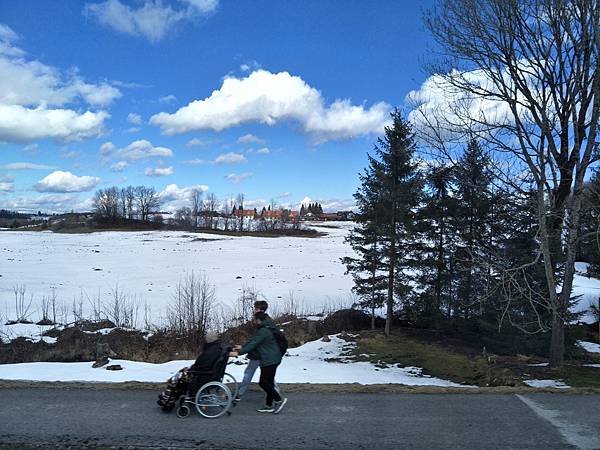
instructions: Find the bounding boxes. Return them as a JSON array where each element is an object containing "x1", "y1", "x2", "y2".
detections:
[
  {"x1": 577, "y1": 340, "x2": 600, "y2": 354},
  {"x1": 0, "y1": 335, "x2": 472, "y2": 387},
  {"x1": 523, "y1": 379, "x2": 570, "y2": 389}
]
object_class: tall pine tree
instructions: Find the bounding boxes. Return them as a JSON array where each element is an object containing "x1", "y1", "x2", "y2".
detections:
[{"x1": 346, "y1": 110, "x2": 422, "y2": 336}]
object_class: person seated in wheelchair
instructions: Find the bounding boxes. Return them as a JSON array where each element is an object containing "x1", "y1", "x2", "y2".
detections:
[
  {"x1": 187, "y1": 331, "x2": 229, "y2": 394},
  {"x1": 157, "y1": 331, "x2": 229, "y2": 411}
]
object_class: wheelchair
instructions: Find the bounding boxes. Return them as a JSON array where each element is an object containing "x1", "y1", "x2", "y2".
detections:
[{"x1": 176, "y1": 346, "x2": 239, "y2": 419}]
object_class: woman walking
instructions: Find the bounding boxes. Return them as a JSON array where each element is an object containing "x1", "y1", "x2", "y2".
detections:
[{"x1": 230, "y1": 312, "x2": 287, "y2": 414}]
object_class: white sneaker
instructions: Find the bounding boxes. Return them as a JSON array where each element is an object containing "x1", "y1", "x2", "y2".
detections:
[
  {"x1": 273, "y1": 398, "x2": 287, "y2": 414},
  {"x1": 257, "y1": 405, "x2": 275, "y2": 413}
]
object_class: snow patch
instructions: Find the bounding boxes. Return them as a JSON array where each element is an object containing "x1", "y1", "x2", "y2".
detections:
[
  {"x1": 577, "y1": 340, "x2": 600, "y2": 354},
  {"x1": 523, "y1": 379, "x2": 570, "y2": 389},
  {"x1": 0, "y1": 335, "x2": 473, "y2": 387}
]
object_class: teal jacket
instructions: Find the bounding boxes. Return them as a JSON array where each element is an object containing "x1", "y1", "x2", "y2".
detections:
[{"x1": 239, "y1": 318, "x2": 282, "y2": 367}]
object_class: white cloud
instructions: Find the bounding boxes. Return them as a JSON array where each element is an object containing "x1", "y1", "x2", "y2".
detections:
[
  {"x1": 0, "y1": 176, "x2": 14, "y2": 192},
  {"x1": 22, "y1": 143, "x2": 38, "y2": 154},
  {"x1": 0, "y1": 25, "x2": 115, "y2": 143},
  {"x1": 215, "y1": 152, "x2": 247, "y2": 164},
  {"x1": 224, "y1": 172, "x2": 253, "y2": 184},
  {"x1": 0, "y1": 104, "x2": 108, "y2": 143},
  {"x1": 240, "y1": 60, "x2": 260, "y2": 73},
  {"x1": 299, "y1": 196, "x2": 312, "y2": 209},
  {"x1": 237, "y1": 133, "x2": 264, "y2": 144},
  {"x1": 60, "y1": 150, "x2": 80, "y2": 159},
  {"x1": 186, "y1": 137, "x2": 214, "y2": 147},
  {"x1": 83, "y1": 0, "x2": 219, "y2": 43},
  {"x1": 127, "y1": 112, "x2": 142, "y2": 125},
  {"x1": 101, "y1": 139, "x2": 174, "y2": 161},
  {"x1": 2, "y1": 194, "x2": 94, "y2": 213},
  {"x1": 0, "y1": 24, "x2": 18, "y2": 43},
  {"x1": 100, "y1": 141, "x2": 116, "y2": 155},
  {"x1": 127, "y1": 126, "x2": 141, "y2": 133},
  {"x1": 159, "y1": 183, "x2": 209, "y2": 211},
  {"x1": 184, "y1": 158, "x2": 210, "y2": 165},
  {"x1": 0, "y1": 162, "x2": 55, "y2": 170},
  {"x1": 150, "y1": 70, "x2": 391, "y2": 142},
  {"x1": 34, "y1": 170, "x2": 100, "y2": 193},
  {"x1": 145, "y1": 166, "x2": 174, "y2": 177},
  {"x1": 110, "y1": 161, "x2": 128, "y2": 172},
  {"x1": 159, "y1": 94, "x2": 177, "y2": 103},
  {"x1": 255, "y1": 147, "x2": 270, "y2": 155}
]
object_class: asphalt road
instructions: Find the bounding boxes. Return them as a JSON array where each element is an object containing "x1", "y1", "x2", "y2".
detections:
[{"x1": 0, "y1": 388, "x2": 599, "y2": 449}]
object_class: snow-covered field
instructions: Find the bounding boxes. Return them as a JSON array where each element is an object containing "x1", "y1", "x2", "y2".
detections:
[
  {"x1": 0, "y1": 224, "x2": 597, "y2": 334},
  {"x1": 0, "y1": 224, "x2": 355, "y2": 326},
  {"x1": 0, "y1": 335, "x2": 471, "y2": 387}
]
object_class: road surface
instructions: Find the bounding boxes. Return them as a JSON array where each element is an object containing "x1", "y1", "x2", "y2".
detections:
[{"x1": 0, "y1": 388, "x2": 599, "y2": 449}]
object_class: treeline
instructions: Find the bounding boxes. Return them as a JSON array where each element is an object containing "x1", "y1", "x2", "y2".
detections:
[
  {"x1": 93, "y1": 187, "x2": 301, "y2": 233},
  {"x1": 93, "y1": 186, "x2": 161, "y2": 223},
  {"x1": 343, "y1": 112, "x2": 599, "y2": 355}
]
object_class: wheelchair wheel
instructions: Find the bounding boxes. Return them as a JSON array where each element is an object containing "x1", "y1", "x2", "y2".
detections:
[
  {"x1": 223, "y1": 372, "x2": 238, "y2": 399},
  {"x1": 195, "y1": 382, "x2": 232, "y2": 419},
  {"x1": 176, "y1": 405, "x2": 190, "y2": 418}
]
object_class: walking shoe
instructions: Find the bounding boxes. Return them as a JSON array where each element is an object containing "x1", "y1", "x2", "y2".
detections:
[
  {"x1": 234, "y1": 396, "x2": 242, "y2": 403},
  {"x1": 257, "y1": 405, "x2": 275, "y2": 413},
  {"x1": 273, "y1": 398, "x2": 288, "y2": 414}
]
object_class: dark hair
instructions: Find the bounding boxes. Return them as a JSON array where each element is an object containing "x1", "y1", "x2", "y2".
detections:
[
  {"x1": 254, "y1": 311, "x2": 268, "y2": 322},
  {"x1": 254, "y1": 300, "x2": 268, "y2": 312}
]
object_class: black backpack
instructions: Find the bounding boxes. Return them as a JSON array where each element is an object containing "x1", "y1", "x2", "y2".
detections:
[{"x1": 271, "y1": 328, "x2": 288, "y2": 356}]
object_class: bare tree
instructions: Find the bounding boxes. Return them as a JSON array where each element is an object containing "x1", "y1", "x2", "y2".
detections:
[
  {"x1": 421, "y1": 0, "x2": 600, "y2": 365},
  {"x1": 167, "y1": 272, "x2": 217, "y2": 346},
  {"x1": 236, "y1": 193, "x2": 245, "y2": 232},
  {"x1": 93, "y1": 187, "x2": 120, "y2": 221},
  {"x1": 222, "y1": 197, "x2": 232, "y2": 231},
  {"x1": 205, "y1": 192, "x2": 219, "y2": 230},
  {"x1": 191, "y1": 188, "x2": 204, "y2": 228},
  {"x1": 136, "y1": 185, "x2": 161, "y2": 222},
  {"x1": 13, "y1": 285, "x2": 33, "y2": 323},
  {"x1": 173, "y1": 206, "x2": 193, "y2": 229}
]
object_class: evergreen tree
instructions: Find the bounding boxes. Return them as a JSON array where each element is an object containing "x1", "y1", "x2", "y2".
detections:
[
  {"x1": 453, "y1": 139, "x2": 495, "y2": 319},
  {"x1": 411, "y1": 164, "x2": 458, "y2": 322},
  {"x1": 350, "y1": 110, "x2": 423, "y2": 336}
]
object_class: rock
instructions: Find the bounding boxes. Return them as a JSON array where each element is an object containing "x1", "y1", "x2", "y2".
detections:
[
  {"x1": 92, "y1": 356, "x2": 109, "y2": 368},
  {"x1": 236, "y1": 276, "x2": 242, "y2": 279},
  {"x1": 106, "y1": 364, "x2": 123, "y2": 371},
  {"x1": 322, "y1": 335, "x2": 331, "y2": 342},
  {"x1": 94, "y1": 341, "x2": 116, "y2": 368}
]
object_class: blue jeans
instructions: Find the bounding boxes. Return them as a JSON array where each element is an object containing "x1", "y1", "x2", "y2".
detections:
[{"x1": 238, "y1": 358, "x2": 280, "y2": 397}]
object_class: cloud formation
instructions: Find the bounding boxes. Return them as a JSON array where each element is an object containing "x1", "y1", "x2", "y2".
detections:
[
  {"x1": 150, "y1": 70, "x2": 391, "y2": 142},
  {"x1": 145, "y1": 166, "x2": 174, "y2": 177},
  {"x1": 159, "y1": 183, "x2": 209, "y2": 211},
  {"x1": 84, "y1": 0, "x2": 219, "y2": 43},
  {"x1": 127, "y1": 112, "x2": 142, "y2": 125},
  {"x1": 101, "y1": 139, "x2": 174, "y2": 161},
  {"x1": 0, "y1": 175, "x2": 14, "y2": 192},
  {"x1": 0, "y1": 162, "x2": 55, "y2": 170},
  {"x1": 3, "y1": 193, "x2": 91, "y2": 213},
  {"x1": 0, "y1": 23, "x2": 115, "y2": 143},
  {"x1": 34, "y1": 170, "x2": 100, "y2": 193},
  {"x1": 237, "y1": 133, "x2": 264, "y2": 145},
  {"x1": 215, "y1": 152, "x2": 247, "y2": 165},
  {"x1": 110, "y1": 161, "x2": 128, "y2": 172},
  {"x1": 224, "y1": 172, "x2": 253, "y2": 184}
]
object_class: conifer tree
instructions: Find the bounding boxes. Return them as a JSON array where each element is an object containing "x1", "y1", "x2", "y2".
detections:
[{"x1": 347, "y1": 110, "x2": 423, "y2": 336}]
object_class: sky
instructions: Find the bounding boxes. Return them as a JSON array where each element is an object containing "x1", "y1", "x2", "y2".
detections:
[{"x1": 0, "y1": 0, "x2": 435, "y2": 213}]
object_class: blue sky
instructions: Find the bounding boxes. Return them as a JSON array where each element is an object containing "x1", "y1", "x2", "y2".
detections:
[{"x1": 0, "y1": 0, "x2": 434, "y2": 213}]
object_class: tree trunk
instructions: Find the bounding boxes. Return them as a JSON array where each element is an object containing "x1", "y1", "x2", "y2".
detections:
[
  {"x1": 549, "y1": 310, "x2": 565, "y2": 366},
  {"x1": 385, "y1": 246, "x2": 395, "y2": 336}
]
